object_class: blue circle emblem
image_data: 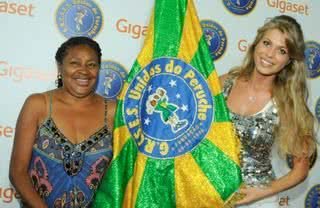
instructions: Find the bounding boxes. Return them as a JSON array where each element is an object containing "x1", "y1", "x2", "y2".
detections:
[
  {"x1": 56, "y1": 0, "x2": 103, "y2": 38},
  {"x1": 124, "y1": 57, "x2": 214, "y2": 158},
  {"x1": 223, "y1": 0, "x2": 256, "y2": 15},
  {"x1": 95, "y1": 61, "x2": 127, "y2": 100},
  {"x1": 201, "y1": 20, "x2": 227, "y2": 61},
  {"x1": 305, "y1": 184, "x2": 320, "y2": 208},
  {"x1": 305, "y1": 41, "x2": 320, "y2": 78}
]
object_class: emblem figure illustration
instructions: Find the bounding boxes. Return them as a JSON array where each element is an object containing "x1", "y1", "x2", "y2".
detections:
[
  {"x1": 204, "y1": 30, "x2": 214, "y2": 47},
  {"x1": 74, "y1": 9, "x2": 87, "y2": 32},
  {"x1": 104, "y1": 72, "x2": 116, "y2": 96},
  {"x1": 146, "y1": 87, "x2": 188, "y2": 133},
  {"x1": 308, "y1": 52, "x2": 315, "y2": 69}
]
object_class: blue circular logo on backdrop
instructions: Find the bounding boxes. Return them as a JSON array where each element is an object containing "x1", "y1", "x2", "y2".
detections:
[
  {"x1": 201, "y1": 20, "x2": 227, "y2": 61},
  {"x1": 305, "y1": 184, "x2": 320, "y2": 208},
  {"x1": 95, "y1": 61, "x2": 127, "y2": 100},
  {"x1": 123, "y1": 57, "x2": 214, "y2": 159},
  {"x1": 305, "y1": 41, "x2": 320, "y2": 78},
  {"x1": 223, "y1": 0, "x2": 256, "y2": 15},
  {"x1": 56, "y1": 0, "x2": 103, "y2": 38}
]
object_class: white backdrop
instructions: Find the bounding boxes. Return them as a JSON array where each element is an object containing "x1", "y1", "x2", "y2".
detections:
[{"x1": 1, "y1": 0, "x2": 319, "y2": 207}]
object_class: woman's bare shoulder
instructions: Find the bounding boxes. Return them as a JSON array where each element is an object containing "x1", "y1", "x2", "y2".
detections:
[
  {"x1": 24, "y1": 92, "x2": 47, "y2": 108},
  {"x1": 94, "y1": 94, "x2": 117, "y2": 114},
  {"x1": 23, "y1": 91, "x2": 53, "y2": 118},
  {"x1": 107, "y1": 99, "x2": 117, "y2": 114}
]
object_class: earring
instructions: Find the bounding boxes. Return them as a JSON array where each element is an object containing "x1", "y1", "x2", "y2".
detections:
[{"x1": 55, "y1": 73, "x2": 63, "y2": 88}]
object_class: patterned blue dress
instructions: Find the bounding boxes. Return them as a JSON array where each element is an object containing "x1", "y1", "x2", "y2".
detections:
[{"x1": 27, "y1": 95, "x2": 112, "y2": 208}]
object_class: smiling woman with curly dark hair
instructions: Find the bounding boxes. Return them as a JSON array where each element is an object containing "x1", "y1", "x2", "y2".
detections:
[{"x1": 9, "y1": 36, "x2": 116, "y2": 208}]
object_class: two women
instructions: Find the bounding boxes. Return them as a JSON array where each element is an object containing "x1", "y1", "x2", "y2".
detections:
[{"x1": 10, "y1": 15, "x2": 317, "y2": 208}]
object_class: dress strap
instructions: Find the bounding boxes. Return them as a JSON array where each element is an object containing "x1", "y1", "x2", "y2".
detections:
[
  {"x1": 48, "y1": 91, "x2": 53, "y2": 118},
  {"x1": 222, "y1": 75, "x2": 235, "y2": 99},
  {"x1": 104, "y1": 99, "x2": 108, "y2": 128}
]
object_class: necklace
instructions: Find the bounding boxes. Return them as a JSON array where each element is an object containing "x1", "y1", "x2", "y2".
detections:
[
  {"x1": 248, "y1": 95, "x2": 256, "y2": 102},
  {"x1": 247, "y1": 81, "x2": 257, "y2": 103},
  {"x1": 246, "y1": 79, "x2": 272, "y2": 103}
]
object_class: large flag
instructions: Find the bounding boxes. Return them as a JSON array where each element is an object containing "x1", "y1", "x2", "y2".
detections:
[{"x1": 93, "y1": 0, "x2": 242, "y2": 207}]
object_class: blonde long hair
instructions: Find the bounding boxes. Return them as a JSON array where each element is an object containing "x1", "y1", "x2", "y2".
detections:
[{"x1": 229, "y1": 15, "x2": 316, "y2": 157}]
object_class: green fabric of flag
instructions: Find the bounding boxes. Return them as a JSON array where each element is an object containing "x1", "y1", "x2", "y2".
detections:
[{"x1": 93, "y1": 0, "x2": 242, "y2": 207}]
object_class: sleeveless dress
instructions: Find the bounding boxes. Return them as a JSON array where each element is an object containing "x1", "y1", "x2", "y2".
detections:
[
  {"x1": 27, "y1": 94, "x2": 113, "y2": 208},
  {"x1": 223, "y1": 77, "x2": 280, "y2": 208}
]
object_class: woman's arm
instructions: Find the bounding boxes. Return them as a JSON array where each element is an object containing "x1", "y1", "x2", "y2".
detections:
[
  {"x1": 236, "y1": 155, "x2": 309, "y2": 205},
  {"x1": 9, "y1": 93, "x2": 48, "y2": 208},
  {"x1": 107, "y1": 99, "x2": 117, "y2": 131}
]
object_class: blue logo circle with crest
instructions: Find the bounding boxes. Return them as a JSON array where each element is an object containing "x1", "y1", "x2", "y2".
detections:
[
  {"x1": 56, "y1": 0, "x2": 103, "y2": 38},
  {"x1": 223, "y1": 0, "x2": 256, "y2": 15},
  {"x1": 305, "y1": 41, "x2": 320, "y2": 79},
  {"x1": 123, "y1": 57, "x2": 214, "y2": 159},
  {"x1": 305, "y1": 184, "x2": 320, "y2": 208},
  {"x1": 201, "y1": 20, "x2": 227, "y2": 61},
  {"x1": 95, "y1": 60, "x2": 127, "y2": 100}
]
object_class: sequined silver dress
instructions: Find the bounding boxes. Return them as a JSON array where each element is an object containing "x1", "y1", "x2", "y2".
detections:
[{"x1": 223, "y1": 77, "x2": 279, "y2": 188}]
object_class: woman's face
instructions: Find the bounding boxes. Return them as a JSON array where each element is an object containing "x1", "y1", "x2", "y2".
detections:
[
  {"x1": 60, "y1": 44, "x2": 100, "y2": 98},
  {"x1": 253, "y1": 28, "x2": 291, "y2": 77}
]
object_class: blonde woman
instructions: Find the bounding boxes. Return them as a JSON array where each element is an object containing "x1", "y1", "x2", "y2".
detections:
[{"x1": 220, "y1": 15, "x2": 317, "y2": 207}]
